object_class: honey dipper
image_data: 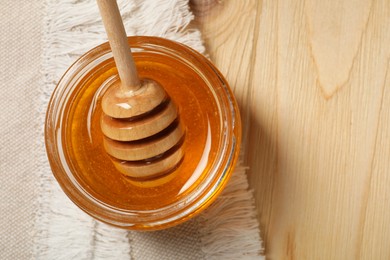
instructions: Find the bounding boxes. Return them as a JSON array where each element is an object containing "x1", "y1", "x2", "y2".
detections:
[{"x1": 97, "y1": 0, "x2": 184, "y2": 179}]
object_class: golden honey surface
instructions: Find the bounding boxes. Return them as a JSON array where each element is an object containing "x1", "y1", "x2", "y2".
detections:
[{"x1": 63, "y1": 52, "x2": 222, "y2": 211}]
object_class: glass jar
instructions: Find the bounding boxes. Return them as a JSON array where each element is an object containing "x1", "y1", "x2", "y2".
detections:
[{"x1": 45, "y1": 36, "x2": 241, "y2": 230}]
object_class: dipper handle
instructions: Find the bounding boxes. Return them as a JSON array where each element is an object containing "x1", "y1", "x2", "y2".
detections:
[{"x1": 97, "y1": 0, "x2": 140, "y2": 92}]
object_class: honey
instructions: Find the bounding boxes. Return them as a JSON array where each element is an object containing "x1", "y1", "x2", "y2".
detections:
[
  {"x1": 64, "y1": 53, "x2": 220, "y2": 210},
  {"x1": 46, "y1": 37, "x2": 241, "y2": 230}
]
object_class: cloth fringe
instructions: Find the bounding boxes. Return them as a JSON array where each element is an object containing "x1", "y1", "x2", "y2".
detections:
[
  {"x1": 34, "y1": 0, "x2": 263, "y2": 259},
  {"x1": 197, "y1": 162, "x2": 265, "y2": 259}
]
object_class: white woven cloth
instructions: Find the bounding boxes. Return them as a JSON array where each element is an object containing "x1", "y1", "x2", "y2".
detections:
[{"x1": 0, "y1": 0, "x2": 264, "y2": 259}]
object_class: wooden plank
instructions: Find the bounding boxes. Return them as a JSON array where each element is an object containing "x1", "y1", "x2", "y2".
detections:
[{"x1": 192, "y1": 0, "x2": 390, "y2": 258}]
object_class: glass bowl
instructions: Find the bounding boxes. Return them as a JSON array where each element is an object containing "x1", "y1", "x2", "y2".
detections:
[{"x1": 45, "y1": 36, "x2": 241, "y2": 230}]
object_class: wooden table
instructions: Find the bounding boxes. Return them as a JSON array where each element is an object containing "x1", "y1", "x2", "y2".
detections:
[{"x1": 192, "y1": 0, "x2": 390, "y2": 258}]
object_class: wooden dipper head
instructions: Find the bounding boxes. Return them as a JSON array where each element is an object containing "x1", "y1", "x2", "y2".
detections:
[{"x1": 97, "y1": 0, "x2": 184, "y2": 179}]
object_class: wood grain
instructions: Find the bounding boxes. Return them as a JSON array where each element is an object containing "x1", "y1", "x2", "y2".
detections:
[{"x1": 192, "y1": 0, "x2": 390, "y2": 258}]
